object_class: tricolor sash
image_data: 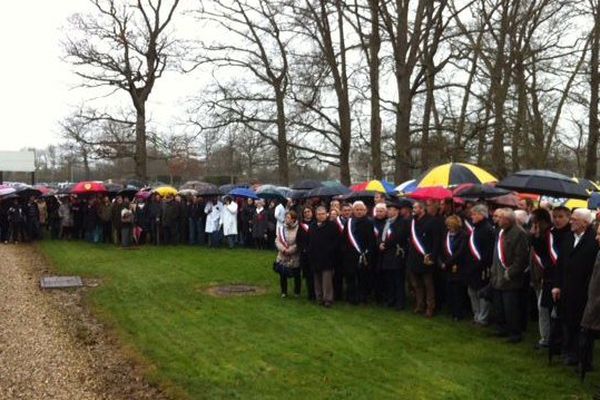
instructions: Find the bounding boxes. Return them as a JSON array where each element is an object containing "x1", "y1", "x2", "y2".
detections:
[
  {"x1": 445, "y1": 232, "x2": 454, "y2": 257},
  {"x1": 464, "y1": 219, "x2": 474, "y2": 234},
  {"x1": 410, "y1": 218, "x2": 427, "y2": 256},
  {"x1": 548, "y1": 231, "x2": 558, "y2": 266},
  {"x1": 335, "y1": 216, "x2": 345, "y2": 233},
  {"x1": 300, "y1": 222, "x2": 310, "y2": 233},
  {"x1": 468, "y1": 229, "x2": 482, "y2": 262},
  {"x1": 346, "y1": 218, "x2": 362, "y2": 254},
  {"x1": 277, "y1": 226, "x2": 289, "y2": 249},
  {"x1": 373, "y1": 226, "x2": 380, "y2": 238},
  {"x1": 496, "y1": 229, "x2": 508, "y2": 270}
]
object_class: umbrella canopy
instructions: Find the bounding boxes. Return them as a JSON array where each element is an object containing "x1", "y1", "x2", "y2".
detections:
[
  {"x1": 416, "y1": 162, "x2": 497, "y2": 188},
  {"x1": 488, "y1": 193, "x2": 520, "y2": 208},
  {"x1": 563, "y1": 198, "x2": 588, "y2": 210},
  {"x1": 351, "y1": 180, "x2": 396, "y2": 194},
  {"x1": 71, "y1": 181, "x2": 108, "y2": 195},
  {"x1": 573, "y1": 177, "x2": 600, "y2": 193},
  {"x1": 408, "y1": 186, "x2": 453, "y2": 201},
  {"x1": 196, "y1": 183, "x2": 222, "y2": 197},
  {"x1": 304, "y1": 185, "x2": 351, "y2": 198},
  {"x1": 589, "y1": 192, "x2": 600, "y2": 209},
  {"x1": 178, "y1": 189, "x2": 199, "y2": 197},
  {"x1": 395, "y1": 179, "x2": 418, "y2": 194},
  {"x1": 104, "y1": 183, "x2": 123, "y2": 194},
  {"x1": 33, "y1": 185, "x2": 55, "y2": 196},
  {"x1": 0, "y1": 187, "x2": 17, "y2": 197},
  {"x1": 256, "y1": 184, "x2": 287, "y2": 200},
  {"x1": 117, "y1": 186, "x2": 138, "y2": 199},
  {"x1": 453, "y1": 183, "x2": 510, "y2": 199},
  {"x1": 291, "y1": 179, "x2": 323, "y2": 190},
  {"x1": 290, "y1": 190, "x2": 307, "y2": 200},
  {"x1": 13, "y1": 185, "x2": 42, "y2": 198},
  {"x1": 321, "y1": 180, "x2": 343, "y2": 188},
  {"x1": 219, "y1": 183, "x2": 249, "y2": 193},
  {"x1": 497, "y1": 170, "x2": 589, "y2": 200},
  {"x1": 229, "y1": 187, "x2": 258, "y2": 199},
  {"x1": 336, "y1": 190, "x2": 376, "y2": 205},
  {"x1": 153, "y1": 186, "x2": 178, "y2": 197},
  {"x1": 135, "y1": 189, "x2": 153, "y2": 200}
]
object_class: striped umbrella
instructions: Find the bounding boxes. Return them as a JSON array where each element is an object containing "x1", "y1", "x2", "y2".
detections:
[
  {"x1": 395, "y1": 179, "x2": 417, "y2": 194},
  {"x1": 416, "y1": 163, "x2": 497, "y2": 188},
  {"x1": 351, "y1": 180, "x2": 396, "y2": 194}
]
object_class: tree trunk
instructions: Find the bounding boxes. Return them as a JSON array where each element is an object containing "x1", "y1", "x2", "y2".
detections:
[
  {"x1": 369, "y1": 0, "x2": 382, "y2": 180},
  {"x1": 585, "y1": 12, "x2": 600, "y2": 180},
  {"x1": 275, "y1": 88, "x2": 289, "y2": 185},
  {"x1": 135, "y1": 107, "x2": 148, "y2": 181},
  {"x1": 395, "y1": 69, "x2": 412, "y2": 183}
]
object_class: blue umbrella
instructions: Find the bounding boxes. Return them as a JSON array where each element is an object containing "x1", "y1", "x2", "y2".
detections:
[
  {"x1": 589, "y1": 192, "x2": 600, "y2": 209},
  {"x1": 229, "y1": 187, "x2": 258, "y2": 199},
  {"x1": 381, "y1": 180, "x2": 397, "y2": 194}
]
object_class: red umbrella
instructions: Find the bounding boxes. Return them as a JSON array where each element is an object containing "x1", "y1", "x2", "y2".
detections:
[
  {"x1": 71, "y1": 181, "x2": 108, "y2": 195},
  {"x1": 408, "y1": 186, "x2": 453, "y2": 201}
]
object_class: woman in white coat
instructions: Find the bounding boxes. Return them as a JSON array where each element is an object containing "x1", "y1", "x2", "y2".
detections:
[
  {"x1": 221, "y1": 196, "x2": 238, "y2": 248},
  {"x1": 204, "y1": 197, "x2": 223, "y2": 247}
]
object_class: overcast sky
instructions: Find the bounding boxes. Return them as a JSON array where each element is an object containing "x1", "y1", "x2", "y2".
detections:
[{"x1": 0, "y1": 1, "x2": 198, "y2": 152}]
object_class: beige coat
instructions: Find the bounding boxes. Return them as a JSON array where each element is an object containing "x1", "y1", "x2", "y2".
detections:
[{"x1": 275, "y1": 223, "x2": 300, "y2": 268}]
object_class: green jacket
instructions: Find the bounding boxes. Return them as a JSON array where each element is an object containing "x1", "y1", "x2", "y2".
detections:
[{"x1": 490, "y1": 224, "x2": 529, "y2": 291}]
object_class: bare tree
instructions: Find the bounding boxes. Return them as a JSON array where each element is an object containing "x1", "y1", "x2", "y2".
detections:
[
  {"x1": 64, "y1": 0, "x2": 181, "y2": 181},
  {"x1": 585, "y1": 0, "x2": 600, "y2": 179}
]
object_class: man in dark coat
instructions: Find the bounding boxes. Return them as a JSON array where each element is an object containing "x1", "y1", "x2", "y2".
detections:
[
  {"x1": 306, "y1": 206, "x2": 339, "y2": 307},
  {"x1": 147, "y1": 194, "x2": 162, "y2": 245},
  {"x1": 407, "y1": 200, "x2": 441, "y2": 317},
  {"x1": 161, "y1": 195, "x2": 180, "y2": 245},
  {"x1": 465, "y1": 204, "x2": 495, "y2": 325},
  {"x1": 490, "y1": 208, "x2": 530, "y2": 343},
  {"x1": 341, "y1": 201, "x2": 376, "y2": 305},
  {"x1": 111, "y1": 196, "x2": 125, "y2": 245},
  {"x1": 377, "y1": 200, "x2": 409, "y2": 310},
  {"x1": 372, "y1": 203, "x2": 388, "y2": 304},
  {"x1": 333, "y1": 203, "x2": 352, "y2": 301},
  {"x1": 552, "y1": 208, "x2": 599, "y2": 365}
]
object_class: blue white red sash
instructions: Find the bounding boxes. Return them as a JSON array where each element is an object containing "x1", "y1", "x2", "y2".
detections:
[
  {"x1": 548, "y1": 231, "x2": 558, "y2": 266},
  {"x1": 445, "y1": 232, "x2": 454, "y2": 257},
  {"x1": 410, "y1": 218, "x2": 427, "y2": 256},
  {"x1": 346, "y1": 218, "x2": 362, "y2": 254},
  {"x1": 497, "y1": 229, "x2": 508, "y2": 270},
  {"x1": 277, "y1": 226, "x2": 289, "y2": 249},
  {"x1": 464, "y1": 219, "x2": 474, "y2": 234},
  {"x1": 335, "y1": 216, "x2": 344, "y2": 233},
  {"x1": 532, "y1": 250, "x2": 544, "y2": 270},
  {"x1": 468, "y1": 229, "x2": 482, "y2": 262},
  {"x1": 373, "y1": 226, "x2": 380, "y2": 238},
  {"x1": 385, "y1": 227, "x2": 392, "y2": 241},
  {"x1": 300, "y1": 222, "x2": 309, "y2": 233}
]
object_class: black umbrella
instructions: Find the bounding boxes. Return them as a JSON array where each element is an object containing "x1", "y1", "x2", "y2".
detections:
[
  {"x1": 453, "y1": 183, "x2": 510, "y2": 199},
  {"x1": 14, "y1": 185, "x2": 42, "y2": 198},
  {"x1": 335, "y1": 190, "x2": 377, "y2": 206},
  {"x1": 497, "y1": 170, "x2": 589, "y2": 200},
  {"x1": 219, "y1": 183, "x2": 249, "y2": 193},
  {"x1": 117, "y1": 187, "x2": 138, "y2": 200},
  {"x1": 104, "y1": 183, "x2": 123, "y2": 195},
  {"x1": 291, "y1": 179, "x2": 323, "y2": 190},
  {"x1": 304, "y1": 185, "x2": 351, "y2": 198},
  {"x1": 290, "y1": 190, "x2": 307, "y2": 200},
  {"x1": 196, "y1": 184, "x2": 222, "y2": 197}
]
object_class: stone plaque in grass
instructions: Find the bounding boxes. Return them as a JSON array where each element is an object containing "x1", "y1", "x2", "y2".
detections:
[
  {"x1": 204, "y1": 284, "x2": 267, "y2": 297},
  {"x1": 40, "y1": 276, "x2": 84, "y2": 289}
]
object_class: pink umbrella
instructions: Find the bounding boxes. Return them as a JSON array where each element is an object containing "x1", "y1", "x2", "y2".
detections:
[{"x1": 408, "y1": 186, "x2": 453, "y2": 201}]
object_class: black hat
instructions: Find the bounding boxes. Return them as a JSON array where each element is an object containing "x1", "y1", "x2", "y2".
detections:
[{"x1": 386, "y1": 198, "x2": 413, "y2": 209}]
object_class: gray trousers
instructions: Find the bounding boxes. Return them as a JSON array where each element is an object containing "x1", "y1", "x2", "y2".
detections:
[
  {"x1": 535, "y1": 287, "x2": 551, "y2": 345},
  {"x1": 468, "y1": 286, "x2": 490, "y2": 324},
  {"x1": 314, "y1": 270, "x2": 334, "y2": 304}
]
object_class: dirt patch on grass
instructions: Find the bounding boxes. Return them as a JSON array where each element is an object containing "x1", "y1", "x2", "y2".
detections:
[{"x1": 204, "y1": 284, "x2": 267, "y2": 297}]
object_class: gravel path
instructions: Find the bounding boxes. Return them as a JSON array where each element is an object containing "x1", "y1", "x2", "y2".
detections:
[
  {"x1": 0, "y1": 244, "x2": 166, "y2": 400},
  {"x1": 0, "y1": 244, "x2": 103, "y2": 399}
]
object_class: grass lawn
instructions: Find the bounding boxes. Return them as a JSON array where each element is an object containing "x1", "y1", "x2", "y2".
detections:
[{"x1": 40, "y1": 241, "x2": 598, "y2": 400}]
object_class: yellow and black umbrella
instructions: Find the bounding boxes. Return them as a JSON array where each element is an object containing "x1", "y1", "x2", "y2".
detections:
[
  {"x1": 416, "y1": 162, "x2": 497, "y2": 188},
  {"x1": 153, "y1": 185, "x2": 178, "y2": 197}
]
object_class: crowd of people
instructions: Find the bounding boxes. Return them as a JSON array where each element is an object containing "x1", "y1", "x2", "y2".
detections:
[{"x1": 0, "y1": 190, "x2": 599, "y2": 376}]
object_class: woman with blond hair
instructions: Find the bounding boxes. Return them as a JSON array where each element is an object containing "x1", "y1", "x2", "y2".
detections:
[
  {"x1": 274, "y1": 211, "x2": 301, "y2": 297},
  {"x1": 441, "y1": 215, "x2": 469, "y2": 321}
]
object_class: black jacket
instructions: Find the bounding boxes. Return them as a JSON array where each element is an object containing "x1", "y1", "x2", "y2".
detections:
[
  {"x1": 407, "y1": 214, "x2": 442, "y2": 274},
  {"x1": 555, "y1": 226, "x2": 599, "y2": 328},
  {"x1": 307, "y1": 220, "x2": 339, "y2": 272},
  {"x1": 464, "y1": 219, "x2": 495, "y2": 289},
  {"x1": 441, "y1": 229, "x2": 469, "y2": 282},
  {"x1": 341, "y1": 216, "x2": 376, "y2": 269},
  {"x1": 377, "y1": 217, "x2": 409, "y2": 270}
]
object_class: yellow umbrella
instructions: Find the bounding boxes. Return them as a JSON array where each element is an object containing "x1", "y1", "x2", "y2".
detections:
[
  {"x1": 154, "y1": 186, "x2": 178, "y2": 197},
  {"x1": 563, "y1": 198, "x2": 588, "y2": 210},
  {"x1": 417, "y1": 162, "x2": 497, "y2": 188}
]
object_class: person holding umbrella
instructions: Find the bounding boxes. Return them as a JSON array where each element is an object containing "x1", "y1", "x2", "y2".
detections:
[
  {"x1": 552, "y1": 208, "x2": 599, "y2": 365},
  {"x1": 490, "y1": 208, "x2": 529, "y2": 343}
]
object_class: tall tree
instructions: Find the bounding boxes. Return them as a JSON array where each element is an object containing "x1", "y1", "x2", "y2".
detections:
[
  {"x1": 64, "y1": 0, "x2": 181, "y2": 181},
  {"x1": 585, "y1": 0, "x2": 600, "y2": 179}
]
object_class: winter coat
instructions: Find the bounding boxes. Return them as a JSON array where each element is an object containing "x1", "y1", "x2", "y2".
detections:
[
  {"x1": 581, "y1": 252, "x2": 600, "y2": 332},
  {"x1": 463, "y1": 219, "x2": 495, "y2": 289},
  {"x1": 377, "y1": 217, "x2": 409, "y2": 271},
  {"x1": 222, "y1": 201, "x2": 238, "y2": 236},
  {"x1": 275, "y1": 223, "x2": 300, "y2": 268},
  {"x1": 307, "y1": 220, "x2": 339, "y2": 272},
  {"x1": 441, "y1": 229, "x2": 469, "y2": 282},
  {"x1": 252, "y1": 208, "x2": 268, "y2": 239},
  {"x1": 490, "y1": 224, "x2": 529, "y2": 291},
  {"x1": 406, "y1": 214, "x2": 442, "y2": 275}
]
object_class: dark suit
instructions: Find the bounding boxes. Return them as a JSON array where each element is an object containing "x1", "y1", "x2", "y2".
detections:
[
  {"x1": 555, "y1": 226, "x2": 599, "y2": 361},
  {"x1": 377, "y1": 217, "x2": 409, "y2": 310},
  {"x1": 341, "y1": 216, "x2": 376, "y2": 305}
]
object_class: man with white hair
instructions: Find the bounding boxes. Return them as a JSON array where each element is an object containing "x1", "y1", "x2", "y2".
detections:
[
  {"x1": 552, "y1": 207, "x2": 599, "y2": 365},
  {"x1": 490, "y1": 208, "x2": 529, "y2": 343}
]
